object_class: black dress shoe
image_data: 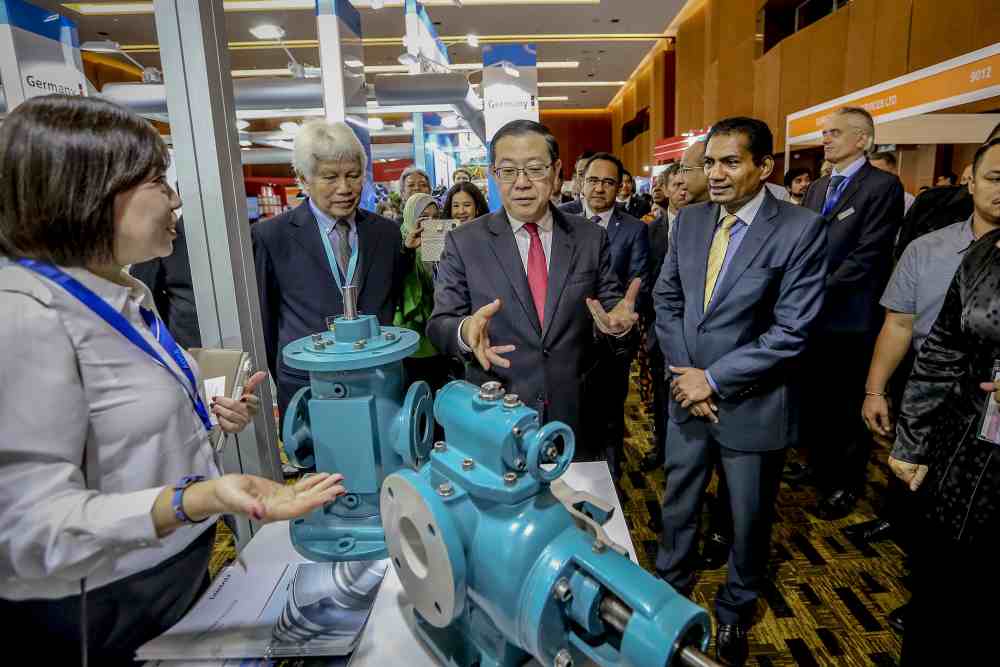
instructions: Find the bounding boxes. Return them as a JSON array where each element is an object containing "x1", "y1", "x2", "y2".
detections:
[
  {"x1": 701, "y1": 531, "x2": 731, "y2": 569},
  {"x1": 812, "y1": 489, "x2": 858, "y2": 520},
  {"x1": 888, "y1": 602, "x2": 908, "y2": 634},
  {"x1": 842, "y1": 518, "x2": 892, "y2": 544},
  {"x1": 782, "y1": 461, "x2": 813, "y2": 483},
  {"x1": 638, "y1": 450, "x2": 665, "y2": 473},
  {"x1": 716, "y1": 624, "x2": 749, "y2": 666}
]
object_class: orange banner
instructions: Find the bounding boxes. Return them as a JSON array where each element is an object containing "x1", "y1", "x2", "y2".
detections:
[{"x1": 788, "y1": 50, "x2": 999, "y2": 140}]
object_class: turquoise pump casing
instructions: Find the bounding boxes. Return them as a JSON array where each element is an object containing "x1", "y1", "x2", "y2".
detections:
[
  {"x1": 381, "y1": 380, "x2": 711, "y2": 667},
  {"x1": 281, "y1": 313, "x2": 433, "y2": 561}
]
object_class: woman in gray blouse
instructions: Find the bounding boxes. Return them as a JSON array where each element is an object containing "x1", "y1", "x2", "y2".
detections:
[{"x1": 0, "y1": 95, "x2": 346, "y2": 665}]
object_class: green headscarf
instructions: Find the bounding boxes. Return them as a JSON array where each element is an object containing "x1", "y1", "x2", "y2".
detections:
[{"x1": 395, "y1": 192, "x2": 439, "y2": 357}]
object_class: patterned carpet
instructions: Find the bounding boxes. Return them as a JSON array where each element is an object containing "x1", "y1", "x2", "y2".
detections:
[{"x1": 209, "y1": 374, "x2": 907, "y2": 666}]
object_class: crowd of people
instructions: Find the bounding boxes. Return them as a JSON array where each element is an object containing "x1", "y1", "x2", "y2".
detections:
[{"x1": 1, "y1": 93, "x2": 998, "y2": 666}]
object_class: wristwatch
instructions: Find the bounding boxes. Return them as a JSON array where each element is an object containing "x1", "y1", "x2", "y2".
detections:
[{"x1": 172, "y1": 475, "x2": 208, "y2": 524}]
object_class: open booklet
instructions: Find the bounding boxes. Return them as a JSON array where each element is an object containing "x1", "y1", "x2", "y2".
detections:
[{"x1": 137, "y1": 558, "x2": 387, "y2": 662}]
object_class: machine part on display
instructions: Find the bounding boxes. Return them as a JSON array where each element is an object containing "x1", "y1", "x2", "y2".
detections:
[
  {"x1": 380, "y1": 380, "x2": 719, "y2": 667},
  {"x1": 281, "y1": 286, "x2": 433, "y2": 561},
  {"x1": 272, "y1": 559, "x2": 388, "y2": 645}
]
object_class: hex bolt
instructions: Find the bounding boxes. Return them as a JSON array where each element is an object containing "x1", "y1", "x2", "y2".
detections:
[
  {"x1": 502, "y1": 393, "x2": 522, "y2": 408},
  {"x1": 352, "y1": 340, "x2": 366, "y2": 350},
  {"x1": 434, "y1": 441, "x2": 447, "y2": 452},
  {"x1": 311, "y1": 333, "x2": 324, "y2": 350},
  {"x1": 503, "y1": 472, "x2": 518, "y2": 486},
  {"x1": 553, "y1": 649, "x2": 573, "y2": 667},
  {"x1": 514, "y1": 457, "x2": 527, "y2": 470},
  {"x1": 462, "y1": 458, "x2": 475, "y2": 471},
  {"x1": 545, "y1": 445, "x2": 559, "y2": 460},
  {"x1": 553, "y1": 578, "x2": 573, "y2": 602},
  {"x1": 437, "y1": 482, "x2": 454, "y2": 497},
  {"x1": 479, "y1": 381, "x2": 505, "y2": 401},
  {"x1": 384, "y1": 332, "x2": 397, "y2": 341},
  {"x1": 512, "y1": 426, "x2": 523, "y2": 437}
]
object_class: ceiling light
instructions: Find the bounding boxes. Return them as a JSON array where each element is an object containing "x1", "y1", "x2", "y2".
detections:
[
  {"x1": 64, "y1": 1, "x2": 601, "y2": 15},
  {"x1": 403, "y1": 120, "x2": 414, "y2": 130},
  {"x1": 279, "y1": 121, "x2": 301, "y2": 133},
  {"x1": 537, "y1": 96, "x2": 569, "y2": 102},
  {"x1": 368, "y1": 117, "x2": 385, "y2": 130},
  {"x1": 538, "y1": 80, "x2": 625, "y2": 88},
  {"x1": 344, "y1": 59, "x2": 364, "y2": 68},
  {"x1": 239, "y1": 139, "x2": 252, "y2": 147},
  {"x1": 249, "y1": 24, "x2": 285, "y2": 40},
  {"x1": 237, "y1": 119, "x2": 250, "y2": 130},
  {"x1": 466, "y1": 34, "x2": 479, "y2": 47}
]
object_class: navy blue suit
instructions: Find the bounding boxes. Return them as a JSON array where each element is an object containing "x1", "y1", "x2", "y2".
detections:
[
  {"x1": 251, "y1": 201, "x2": 409, "y2": 422},
  {"x1": 654, "y1": 189, "x2": 827, "y2": 624}
]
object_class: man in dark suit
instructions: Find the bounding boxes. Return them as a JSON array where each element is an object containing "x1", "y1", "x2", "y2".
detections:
[
  {"x1": 570, "y1": 152, "x2": 649, "y2": 473},
  {"x1": 252, "y1": 120, "x2": 409, "y2": 423},
  {"x1": 617, "y1": 170, "x2": 652, "y2": 219},
  {"x1": 800, "y1": 106, "x2": 904, "y2": 519},
  {"x1": 428, "y1": 120, "x2": 641, "y2": 438},
  {"x1": 655, "y1": 117, "x2": 827, "y2": 665}
]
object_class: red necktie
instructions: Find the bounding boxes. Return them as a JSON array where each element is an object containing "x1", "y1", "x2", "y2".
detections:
[{"x1": 523, "y1": 222, "x2": 548, "y2": 326}]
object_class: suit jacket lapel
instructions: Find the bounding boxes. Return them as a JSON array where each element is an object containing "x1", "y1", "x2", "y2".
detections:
[
  {"x1": 606, "y1": 208, "x2": 622, "y2": 244},
  {"x1": 692, "y1": 203, "x2": 720, "y2": 315},
  {"x1": 487, "y1": 211, "x2": 542, "y2": 336},
  {"x1": 542, "y1": 209, "x2": 578, "y2": 340},
  {"x1": 290, "y1": 201, "x2": 340, "y2": 288},
  {"x1": 825, "y1": 162, "x2": 868, "y2": 221},
  {"x1": 703, "y1": 191, "x2": 780, "y2": 320},
  {"x1": 355, "y1": 208, "x2": 379, "y2": 292}
]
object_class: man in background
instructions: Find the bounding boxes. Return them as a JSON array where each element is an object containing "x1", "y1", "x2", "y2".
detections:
[
  {"x1": 618, "y1": 169, "x2": 652, "y2": 219},
  {"x1": 783, "y1": 167, "x2": 812, "y2": 206},
  {"x1": 399, "y1": 165, "x2": 432, "y2": 204},
  {"x1": 566, "y1": 151, "x2": 595, "y2": 210},
  {"x1": 452, "y1": 168, "x2": 472, "y2": 184}
]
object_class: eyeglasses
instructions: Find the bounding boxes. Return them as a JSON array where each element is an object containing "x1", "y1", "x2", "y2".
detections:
[
  {"x1": 585, "y1": 177, "x2": 619, "y2": 189},
  {"x1": 493, "y1": 163, "x2": 553, "y2": 183},
  {"x1": 678, "y1": 164, "x2": 704, "y2": 174}
]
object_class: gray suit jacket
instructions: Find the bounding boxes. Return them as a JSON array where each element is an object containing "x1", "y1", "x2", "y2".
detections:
[
  {"x1": 427, "y1": 206, "x2": 623, "y2": 434},
  {"x1": 654, "y1": 190, "x2": 828, "y2": 452}
]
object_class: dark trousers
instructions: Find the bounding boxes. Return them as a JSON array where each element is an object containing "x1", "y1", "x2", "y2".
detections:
[
  {"x1": 0, "y1": 524, "x2": 215, "y2": 666},
  {"x1": 579, "y1": 348, "x2": 632, "y2": 465},
  {"x1": 802, "y1": 332, "x2": 877, "y2": 495},
  {"x1": 901, "y1": 530, "x2": 995, "y2": 665},
  {"x1": 657, "y1": 418, "x2": 785, "y2": 625},
  {"x1": 649, "y1": 345, "x2": 668, "y2": 461}
]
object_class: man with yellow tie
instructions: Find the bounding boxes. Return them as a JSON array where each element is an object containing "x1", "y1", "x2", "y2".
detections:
[{"x1": 653, "y1": 117, "x2": 828, "y2": 666}]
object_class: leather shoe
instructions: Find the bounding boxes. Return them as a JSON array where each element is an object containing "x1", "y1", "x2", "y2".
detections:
[
  {"x1": 701, "y1": 531, "x2": 731, "y2": 569},
  {"x1": 842, "y1": 518, "x2": 892, "y2": 544},
  {"x1": 812, "y1": 489, "x2": 858, "y2": 520},
  {"x1": 782, "y1": 461, "x2": 813, "y2": 483},
  {"x1": 888, "y1": 602, "x2": 907, "y2": 634},
  {"x1": 715, "y1": 623, "x2": 749, "y2": 666},
  {"x1": 638, "y1": 449, "x2": 664, "y2": 473}
]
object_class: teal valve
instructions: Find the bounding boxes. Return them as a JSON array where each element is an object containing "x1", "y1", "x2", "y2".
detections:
[
  {"x1": 281, "y1": 287, "x2": 433, "y2": 562},
  {"x1": 381, "y1": 380, "x2": 722, "y2": 667}
]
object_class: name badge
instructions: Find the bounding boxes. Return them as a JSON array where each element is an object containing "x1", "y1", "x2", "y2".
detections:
[{"x1": 837, "y1": 207, "x2": 855, "y2": 221}]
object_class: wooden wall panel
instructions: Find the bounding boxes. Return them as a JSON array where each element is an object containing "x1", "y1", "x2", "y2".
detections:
[
  {"x1": 779, "y1": 29, "x2": 812, "y2": 136},
  {"x1": 807, "y1": 9, "x2": 849, "y2": 107},
  {"x1": 661, "y1": 49, "x2": 677, "y2": 139},
  {"x1": 651, "y1": 51, "x2": 667, "y2": 144},
  {"x1": 717, "y1": 37, "x2": 757, "y2": 119},
  {"x1": 703, "y1": 60, "x2": 719, "y2": 127},
  {"x1": 623, "y1": 85, "x2": 638, "y2": 173},
  {"x1": 972, "y1": 0, "x2": 1000, "y2": 52},
  {"x1": 844, "y1": 0, "x2": 877, "y2": 92},
  {"x1": 611, "y1": 103, "x2": 624, "y2": 161},
  {"x1": 540, "y1": 111, "x2": 612, "y2": 179},
  {"x1": 754, "y1": 44, "x2": 783, "y2": 149},
  {"x1": 909, "y1": 0, "x2": 975, "y2": 71},
  {"x1": 675, "y1": 7, "x2": 706, "y2": 134},
  {"x1": 704, "y1": 0, "x2": 720, "y2": 72},
  {"x1": 871, "y1": 0, "x2": 912, "y2": 84}
]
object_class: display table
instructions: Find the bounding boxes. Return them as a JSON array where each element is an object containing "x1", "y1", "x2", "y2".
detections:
[{"x1": 147, "y1": 461, "x2": 635, "y2": 666}]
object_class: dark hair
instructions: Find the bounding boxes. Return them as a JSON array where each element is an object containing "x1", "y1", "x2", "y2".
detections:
[
  {"x1": 584, "y1": 152, "x2": 625, "y2": 182},
  {"x1": 868, "y1": 151, "x2": 897, "y2": 168},
  {"x1": 489, "y1": 119, "x2": 560, "y2": 166},
  {"x1": 662, "y1": 162, "x2": 681, "y2": 179},
  {"x1": 706, "y1": 117, "x2": 774, "y2": 166},
  {"x1": 622, "y1": 169, "x2": 633, "y2": 180},
  {"x1": 576, "y1": 150, "x2": 596, "y2": 164},
  {"x1": 443, "y1": 182, "x2": 489, "y2": 219},
  {"x1": 972, "y1": 138, "x2": 1000, "y2": 176},
  {"x1": 0, "y1": 95, "x2": 169, "y2": 266},
  {"x1": 938, "y1": 171, "x2": 957, "y2": 184},
  {"x1": 783, "y1": 167, "x2": 811, "y2": 188}
]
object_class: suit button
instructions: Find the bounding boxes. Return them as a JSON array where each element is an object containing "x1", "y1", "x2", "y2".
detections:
[
  {"x1": 536, "y1": 393, "x2": 545, "y2": 402},
  {"x1": 542, "y1": 348, "x2": 550, "y2": 358}
]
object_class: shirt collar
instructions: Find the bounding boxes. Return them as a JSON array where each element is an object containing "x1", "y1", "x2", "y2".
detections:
[
  {"x1": 959, "y1": 216, "x2": 977, "y2": 252},
  {"x1": 717, "y1": 186, "x2": 767, "y2": 227},
  {"x1": 70, "y1": 266, "x2": 153, "y2": 313},
  {"x1": 583, "y1": 204, "x2": 615, "y2": 225},
  {"x1": 309, "y1": 198, "x2": 357, "y2": 232},
  {"x1": 832, "y1": 154, "x2": 867, "y2": 180},
  {"x1": 507, "y1": 208, "x2": 554, "y2": 234}
]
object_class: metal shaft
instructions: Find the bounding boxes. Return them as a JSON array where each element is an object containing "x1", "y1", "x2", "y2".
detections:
[
  {"x1": 342, "y1": 285, "x2": 359, "y2": 320},
  {"x1": 599, "y1": 595, "x2": 632, "y2": 634},
  {"x1": 677, "y1": 646, "x2": 725, "y2": 667}
]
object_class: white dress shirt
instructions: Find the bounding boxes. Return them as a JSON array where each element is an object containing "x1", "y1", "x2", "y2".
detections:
[
  {"x1": 583, "y1": 204, "x2": 614, "y2": 230},
  {"x1": 457, "y1": 208, "x2": 554, "y2": 350},
  {"x1": 0, "y1": 263, "x2": 220, "y2": 600}
]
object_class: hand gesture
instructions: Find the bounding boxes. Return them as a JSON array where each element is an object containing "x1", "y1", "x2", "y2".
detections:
[
  {"x1": 586, "y1": 278, "x2": 641, "y2": 335},
  {"x1": 888, "y1": 456, "x2": 929, "y2": 492},
  {"x1": 214, "y1": 472, "x2": 347, "y2": 522},
  {"x1": 862, "y1": 394, "x2": 895, "y2": 447},
  {"x1": 460, "y1": 298, "x2": 516, "y2": 371},
  {"x1": 403, "y1": 220, "x2": 424, "y2": 249},
  {"x1": 212, "y1": 371, "x2": 267, "y2": 434},
  {"x1": 669, "y1": 366, "x2": 714, "y2": 408}
]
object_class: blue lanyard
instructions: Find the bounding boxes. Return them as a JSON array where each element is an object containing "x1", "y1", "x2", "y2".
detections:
[
  {"x1": 319, "y1": 219, "x2": 360, "y2": 288},
  {"x1": 16, "y1": 259, "x2": 214, "y2": 432}
]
